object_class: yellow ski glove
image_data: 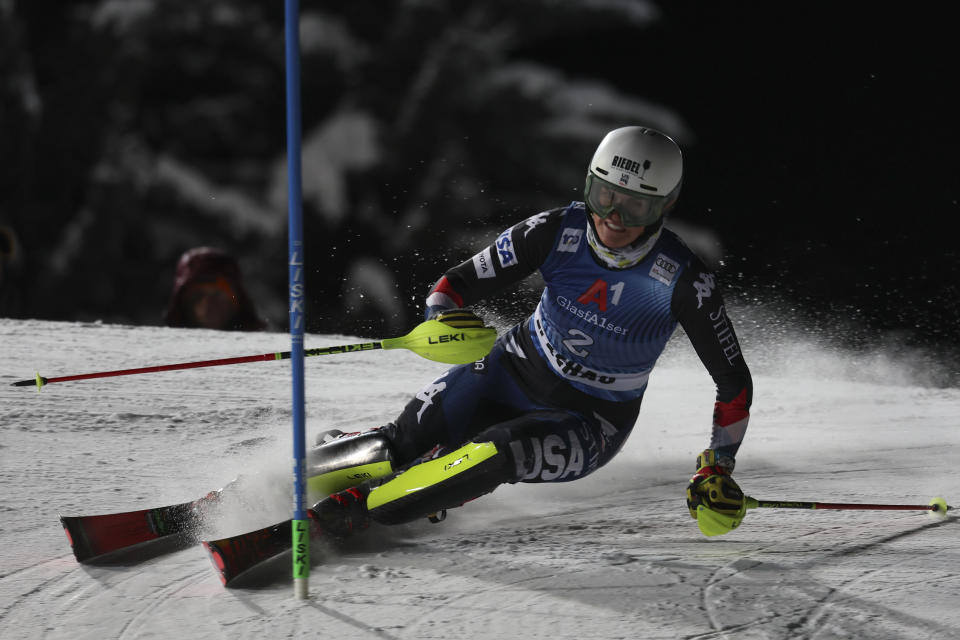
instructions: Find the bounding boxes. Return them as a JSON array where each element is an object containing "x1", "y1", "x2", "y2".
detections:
[{"x1": 686, "y1": 449, "x2": 746, "y2": 536}]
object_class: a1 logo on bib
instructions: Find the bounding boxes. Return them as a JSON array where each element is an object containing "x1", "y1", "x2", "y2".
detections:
[{"x1": 577, "y1": 278, "x2": 625, "y2": 311}]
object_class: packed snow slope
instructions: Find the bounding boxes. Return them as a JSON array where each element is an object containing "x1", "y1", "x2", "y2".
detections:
[{"x1": 1, "y1": 317, "x2": 958, "y2": 639}]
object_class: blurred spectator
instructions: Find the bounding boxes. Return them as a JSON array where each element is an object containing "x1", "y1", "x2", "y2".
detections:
[
  {"x1": 0, "y1": 223, "x2": 25, "y2": 317},
  {"x1": 164, "y1": 247, "x2": 266, "y2": 331}
]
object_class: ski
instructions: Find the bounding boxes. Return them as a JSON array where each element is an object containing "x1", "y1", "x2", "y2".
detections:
[
  {"x1": 202, "y1": 517, "x2": 314, "y2": 586},
  {"x1": 60, "y1": 490, "x2": 221, "y2": 562}
]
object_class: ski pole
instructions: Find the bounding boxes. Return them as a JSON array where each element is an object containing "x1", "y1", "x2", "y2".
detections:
[
  {"x1": 746, "y1": 496, "x2": 952, "y2": 515},
  {"x1": 11, "y1": 318, "x2": 497, "y2": 390}
]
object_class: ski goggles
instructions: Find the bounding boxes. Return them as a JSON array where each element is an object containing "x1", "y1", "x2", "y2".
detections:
[
  {"x1": 182, "y1": 276, "x2": 239, "y2": 308},
  {"x1": 584, "y1": 174, "x2": 672, "y2": 227}
]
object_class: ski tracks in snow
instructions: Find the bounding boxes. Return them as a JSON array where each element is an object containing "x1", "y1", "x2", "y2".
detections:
[{"x1": 693, "y1": 514, "x2": 959, "y2": 640}]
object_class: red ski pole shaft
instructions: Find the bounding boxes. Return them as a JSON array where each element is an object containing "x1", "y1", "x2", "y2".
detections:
[
  {"x1": 11, "y1": 342, "x2": 384, "y2": 390},
  {"x1": 12, "y1": 352, "x2": 286, "y2": 389}
]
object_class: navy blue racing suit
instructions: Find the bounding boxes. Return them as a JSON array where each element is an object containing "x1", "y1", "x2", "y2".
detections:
[{"x1": 380, "y1": 203, "x2": 752, "y2": 486}]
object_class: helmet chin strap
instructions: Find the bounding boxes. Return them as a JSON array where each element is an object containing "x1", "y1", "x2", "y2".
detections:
[{"x1": 586, "y1": 214, "x2": 663, "y2": 269}]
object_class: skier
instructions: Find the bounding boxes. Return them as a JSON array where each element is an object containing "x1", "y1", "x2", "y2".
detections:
[{"x1": 305, "y1": 126, "x2": 753, "y2": 538}]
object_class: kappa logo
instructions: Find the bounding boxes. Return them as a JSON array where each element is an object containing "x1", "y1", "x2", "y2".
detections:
[
  {"x1": 523, "y1": 212, "x2": 550, "y2": 236},
  {"x1": 650, "y1": 253, "x2": 680, "y2": 286},
  {"x1": 415, "y1": 375, "x2": 447, "y2": 422},
  {"x1": 472, "y1": 248, "x2": 495, "y2": 279},
  {"x1": 495, "y1": 229, "x2": 518, "y2": 268},
  {"x1": 558, "y1": 227, "x2": 583, "y2": 253},
  {"x1": 694, "y1": 272, "x2": 716, "y2": 308}
]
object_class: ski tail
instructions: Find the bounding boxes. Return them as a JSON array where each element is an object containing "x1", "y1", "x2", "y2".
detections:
[{"x1": 60, "y1": 491, "x2": 220, "y2": 562}]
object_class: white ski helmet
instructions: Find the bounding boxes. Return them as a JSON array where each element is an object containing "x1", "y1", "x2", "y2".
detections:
[{"x1": 585, "y1": 126, "x2": 683, "y2": 227}]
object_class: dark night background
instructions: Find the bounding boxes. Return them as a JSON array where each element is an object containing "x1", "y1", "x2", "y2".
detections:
[{"x1": 1, "y1": 3, "x2": 957, "y2": 374}]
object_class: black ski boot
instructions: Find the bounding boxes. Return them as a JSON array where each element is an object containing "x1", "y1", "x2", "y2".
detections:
[{"x1": 310, "y1": 485, "x2": 371, "y2": 539}]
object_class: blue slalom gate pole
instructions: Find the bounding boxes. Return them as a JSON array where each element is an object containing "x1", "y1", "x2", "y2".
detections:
[{"x1": 284, "y1": 0, "x2": 309, "y2": 600}]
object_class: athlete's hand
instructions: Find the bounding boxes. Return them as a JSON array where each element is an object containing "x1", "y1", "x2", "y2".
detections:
[
  {"x1": 430, "y1": 308, "x2": 488, "y2": 329},
  {"x1": 686, "y1": 449, "x2": 746, "y2": 536}
]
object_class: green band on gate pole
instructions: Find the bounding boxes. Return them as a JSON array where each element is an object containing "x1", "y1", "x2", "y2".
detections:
[{"x1": 292, "y1": 518, "x2": 309, "y2": 580}]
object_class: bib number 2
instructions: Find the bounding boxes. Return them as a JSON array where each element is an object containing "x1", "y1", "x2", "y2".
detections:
[{"x1": 562, "y1": 329, "x2": 594, "y2": 357}]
